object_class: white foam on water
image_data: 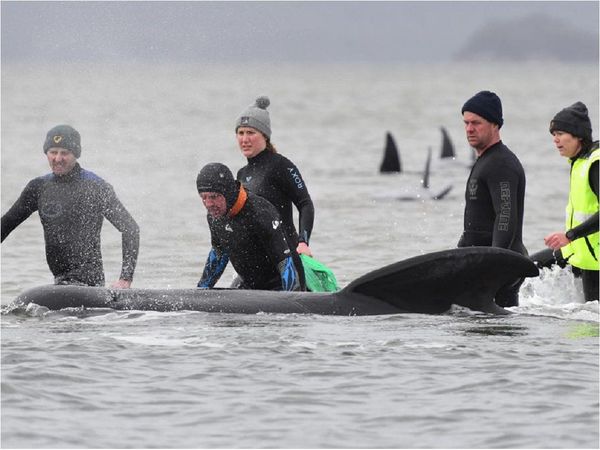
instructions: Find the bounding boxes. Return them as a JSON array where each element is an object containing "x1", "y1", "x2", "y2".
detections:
[{"x1": 518, "y1": 265, "x2": 599, "y2": 322}]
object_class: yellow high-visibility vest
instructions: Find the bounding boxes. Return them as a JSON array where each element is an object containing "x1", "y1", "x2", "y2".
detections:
[{"x1": 561, "y1": 146, "x2": 600, "y2": 270}]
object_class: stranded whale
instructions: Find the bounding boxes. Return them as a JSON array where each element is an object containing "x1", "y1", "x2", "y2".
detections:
[
  {"x1": 12, "y1": 247, "x2": 538, "y2": 316},
  {"x1": 374, "y1": 146, "x2": 452, "y2": 201}
]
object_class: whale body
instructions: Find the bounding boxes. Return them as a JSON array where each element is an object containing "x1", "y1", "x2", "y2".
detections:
[{"x1": 12, "y1": 247, "x2": 539, "y2": 316}]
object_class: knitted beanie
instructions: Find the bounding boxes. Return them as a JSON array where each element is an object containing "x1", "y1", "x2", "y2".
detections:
[
  {"x1": 43, "y1": 125, "x2": 81, "y2": 158},
  {"x1": 549, "y1": 101, "x2": 593, "y2": 141},
  {"x1": 235, "y1": 96, "x2": 272, "y2": 138},
  {"x1": 461, "y1": 91, "x2": 504, "y2": 128}
]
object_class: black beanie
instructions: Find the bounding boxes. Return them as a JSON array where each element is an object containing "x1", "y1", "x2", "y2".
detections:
[
  {"x1": 43, "y1": 125, "x2": 81, "y2": 158},
  {"x1": 549, "y1": 101, "x2": 593, "y2": 142},
  {"x1": 461, "y1": 91, "x2": 504, "y2": 128},
  {"x1": 196, "y1": 163, "x2": 240, "y2": 210}
]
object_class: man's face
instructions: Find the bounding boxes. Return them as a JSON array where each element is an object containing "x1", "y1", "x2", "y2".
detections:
[
  {"x1": 463, "y1": 111, "x2": 498, "y2": 152},
  {"x1": 200, "y1": 192, "x2": 228, "y2": 218},
  {"x1": 46, "y1": 147, "x2": 77, "y2": 176}
]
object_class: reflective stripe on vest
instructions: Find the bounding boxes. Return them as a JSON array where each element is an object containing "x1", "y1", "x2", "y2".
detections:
[{"x1": 561, "y1": 147, "x2": 600, "y2": 270}]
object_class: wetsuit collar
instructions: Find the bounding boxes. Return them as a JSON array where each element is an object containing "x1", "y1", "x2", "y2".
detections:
[
  {"x1": 53, "y1": 163, "x2": 82, "y2": 182},
  {"x1": 247, "y1": 148, "x2": 269, "y2": 164},
  {"x1": 228, "y1": 185, "x2": 248, "y2": 218},
  {"x1": 477, "y1": 140, "x2": 502, "y2": 158}
]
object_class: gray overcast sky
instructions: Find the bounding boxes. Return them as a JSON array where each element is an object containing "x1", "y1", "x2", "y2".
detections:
[{"x1": 1, "y1": 1, "x2": 599, "y2": 64}]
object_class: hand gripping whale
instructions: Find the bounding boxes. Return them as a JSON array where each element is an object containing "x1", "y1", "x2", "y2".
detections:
[{"x1": 13, "y1": 247, "x2": 539, "y2": 315}]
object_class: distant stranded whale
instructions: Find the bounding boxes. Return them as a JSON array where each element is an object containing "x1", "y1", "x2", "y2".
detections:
[
  {"x1": 379, "y1": 127, "x2": 457, "y2": 174},
  {"x1": 375, "y1": 145, "x2": 452, "y2": 201},
  {"x1": 13, "y1": 247, "x2": 538, "y2": 316}
]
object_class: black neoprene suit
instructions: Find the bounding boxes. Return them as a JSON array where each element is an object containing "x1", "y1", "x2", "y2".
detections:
[
  {"x1": 237, "y1": 150, "x2": 314, "y2": 245},
  {"x1": 1, "y1": 164, "x2": 139, "y2": 286},
  {"x1": 237, "y1": 150, "x2": 314, "y2": 286},
  {"x1": 198, "y1": 189, "x2": 300, "y2": 291},
  {"x1": 458, "y1": 141, "x2": 527, "y2": 306}
]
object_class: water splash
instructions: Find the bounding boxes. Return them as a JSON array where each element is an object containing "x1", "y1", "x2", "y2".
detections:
[{"x1": 518, "y1": 265, "x2": 599, "y2": 322}]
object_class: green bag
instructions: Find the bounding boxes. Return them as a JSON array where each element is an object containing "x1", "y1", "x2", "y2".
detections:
[{"x1": 300, "y1": 254, "x2": 340, "y2": 292}]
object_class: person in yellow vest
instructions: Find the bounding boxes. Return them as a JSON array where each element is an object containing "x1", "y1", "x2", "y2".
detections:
[{"x1": 544, "y1": 102, "x2": 599, "y2": 302}]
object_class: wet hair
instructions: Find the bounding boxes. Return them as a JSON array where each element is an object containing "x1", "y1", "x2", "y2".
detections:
[{"x1": 265, "y1": 137, "x2": 278, "y2": 154}]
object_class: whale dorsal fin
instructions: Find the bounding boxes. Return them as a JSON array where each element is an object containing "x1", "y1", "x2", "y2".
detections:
[
  {"x1": 422, "y1": 146, "x2": 432, "y2": 189},
  {"x1": 380, "y1": 132, "x2": 401, "y2": 173},
  {"x1": 440, "y1": 126, "x2": 455, "y2": 159}
]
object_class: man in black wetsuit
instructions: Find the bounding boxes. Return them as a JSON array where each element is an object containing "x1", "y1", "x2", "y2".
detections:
[
  {"x1": 458, "y1": 91, "x2": 527, "y2": 307},
  {"x1": 196, "y1": 162, "x2": 302, "y2": 291},
  {"x1": 1, "y1": 125, "x2": 140, "y2": 288}
]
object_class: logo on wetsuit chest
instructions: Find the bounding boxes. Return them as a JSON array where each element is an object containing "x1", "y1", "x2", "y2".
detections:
[
  {"x1": 40, "y1": 201, "x2": 63, "y2": 219},
  {"x1": 245, "y1": 176, "x2": 252, "y2": 182},
  {"x1": 468, "y1": 179, "x2": 478, "y2": 199},
  {"x1": 272, "y1": 220, "x2": 280, "y2": 230},
  {"x1": 287, "y1": 168, "x2": 304, "y2": 189},
  {"x1": 225, "y1": 224, "x2": 233, "y2": 232}
]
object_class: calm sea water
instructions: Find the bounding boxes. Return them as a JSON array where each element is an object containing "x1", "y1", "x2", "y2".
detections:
[{"x1": 1, "y1": 62, "x2": 599, "y2": 448}]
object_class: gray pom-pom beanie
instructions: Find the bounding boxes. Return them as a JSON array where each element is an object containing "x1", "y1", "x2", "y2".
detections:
[{"x1": 236, "y1": 96, "x2": 272, "y2": 138}]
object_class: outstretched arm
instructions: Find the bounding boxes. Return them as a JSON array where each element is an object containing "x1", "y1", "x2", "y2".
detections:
[
  {"x1": 282, "y1": 160, "x2": 315, "y2": 247},
  {"x1": 198, "y1": 248, "x2": 229, "y2": 288},
  {"x1": 1, "y1": 180, "x2": 40, "y2": 242},
  {"x1": 102, "y1": 185, "x2": 140, "y2": 286}
]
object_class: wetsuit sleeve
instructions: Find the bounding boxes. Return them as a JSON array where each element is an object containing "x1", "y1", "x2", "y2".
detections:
[
  {"x1": 280, "y1": 159, "x2": 315, "y2": 244},
  {"x1": 1, "y1": 179, "x2": 40, "y2": 242},
  {"x1": 567, "y1": 160, "x2": 599, "y2": 240},
  {"x1": 277, "y1": 256, "x2": 301, "y2": 291},
  {"x1": 198, "y1": 247, "x2": 229, "y2": 288},
  {"x1": 486, "y1": 163, "x2": 523, "y2": 249},
  {"x1": 101, "y1": 184, "x2": 140, "y2": 281}
]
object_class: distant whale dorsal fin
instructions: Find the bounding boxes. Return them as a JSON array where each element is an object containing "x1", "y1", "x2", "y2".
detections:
[
  {"x1": 422, "y1": 146, "x2": 432, "y2": 189},
  {"x1": 380, "y1": 132, "x2": 401, "y2": 173},
  {"x1": 440, "y1": 126, "x2": 455, "y2": 159}
]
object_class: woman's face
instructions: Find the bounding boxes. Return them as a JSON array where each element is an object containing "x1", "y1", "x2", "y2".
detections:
[
  {"x1": 552, "y1": 131, "x2": 582, "y2": 159},
  {"x1": 236, "y1": 127, "x2": 267, "y2": 159}
]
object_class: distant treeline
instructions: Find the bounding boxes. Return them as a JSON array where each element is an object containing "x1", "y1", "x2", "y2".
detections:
[{"x1": 454, "y1": 14, "x2": 599, "y2": 62}]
